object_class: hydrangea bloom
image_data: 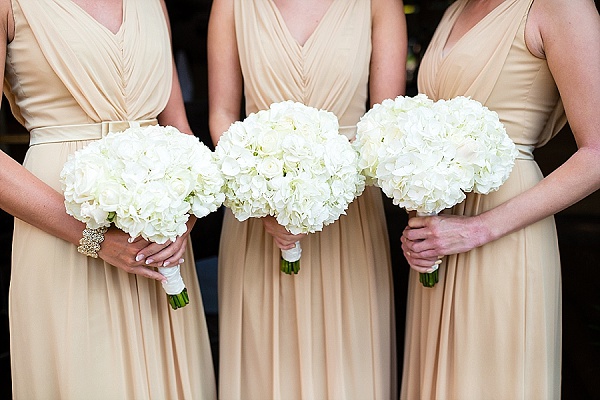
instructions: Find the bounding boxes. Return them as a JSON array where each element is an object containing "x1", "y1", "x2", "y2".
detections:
[
  {"x1": 214, "y1": 101, "x2": 365, "y2": 274},
  {"x1": 353, "y1": 94, "x2": 518, "y2": 287},
  {"x1": 61, "y1": 123, "x2": 225, "y2": 308},
  {"x1": 354, "y1": 94, "x2": 517, "y2": 215}
]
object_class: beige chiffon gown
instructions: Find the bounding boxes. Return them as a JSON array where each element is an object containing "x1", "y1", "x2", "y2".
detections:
[
  {"x1": 218, "y1": 1, "x2": 396, "y2": 399},
  {"x1": 6, "y1": 0, "x2": 216, "y2": 398},
  {"x1": 402, "y1": 0, "x2": 564, "y2": 399}
]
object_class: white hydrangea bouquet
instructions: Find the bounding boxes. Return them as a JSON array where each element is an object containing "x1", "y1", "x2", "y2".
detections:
[
  {"x1": 60, "y1": 123, "x2": 225, "y2": 309},
  {"x1": 214, "y1": 100, "x2": 365, "y2": 274},
  {"x1": 353, "y1": 94, "x2": 518, "y2": 287}
]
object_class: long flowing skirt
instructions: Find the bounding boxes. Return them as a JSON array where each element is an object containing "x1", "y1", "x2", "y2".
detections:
[
  {"x1": 401, "y1": 160, "x2": 562, "y2": 400},
  {"x1": 10, "y1": 140, "x2": 217, "y2": 399}
]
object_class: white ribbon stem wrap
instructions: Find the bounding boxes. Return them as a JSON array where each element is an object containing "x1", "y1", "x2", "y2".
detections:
[
  {"x1": 281, "y1": 241, "x2": 302, "y2": 262},
  {"x1": 158, "y1": 265, "x2": 186, "y2": 295}
]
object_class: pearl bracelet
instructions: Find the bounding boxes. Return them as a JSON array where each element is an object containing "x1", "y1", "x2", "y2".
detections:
[{"x1": 77, "y1": 226, "x2": 108, "y2": 258}]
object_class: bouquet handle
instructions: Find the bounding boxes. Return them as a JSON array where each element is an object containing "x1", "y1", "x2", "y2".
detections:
[
  {"x1": 416, "y1": 211, "x2": 439, "y2": 288},
  {"x1": 281, "y1": 241, "x2": 302, "y2": 274},
  {"x1": 158, "y1": 265, "x2": 189, "y2": 309}
]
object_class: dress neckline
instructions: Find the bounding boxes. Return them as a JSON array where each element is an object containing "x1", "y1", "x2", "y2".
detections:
[
  {"x1": 68, "y1": 0, "x2": 126, "y2": 36},
  {"x1": 441, "y1": 0, "x2": 508, "y2": 58},
  {"x1": 269, "y1": 0, "x2": 337, "y2": 49}
]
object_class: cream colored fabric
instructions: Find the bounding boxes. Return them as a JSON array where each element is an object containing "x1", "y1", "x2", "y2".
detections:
[
  {"x1": 218, "y1": 0, "x2": 396, "y2": 399},
  {"x1": 402, "y1": 1, "x2": 563, "y2": 399},
  {"x1": 29, "y1": 119, "x2": 158, "y2": 145},
  {"x1": 7, "y1": 0, "x2": 216, "y2": 398}
]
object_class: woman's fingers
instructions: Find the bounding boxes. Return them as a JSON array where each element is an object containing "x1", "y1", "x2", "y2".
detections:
[
  {"x1": 262, "y1": 216, "x2": 306, "y2": 249},
  {"x1": 126, "y1": 265, "x2": 167, "y2": 282},
  {"x1": 401, "y1": 229, "x2": 442, "y2": 273},
  {"x1": 134, "y1": 241, "x2": 169, "y2": 264},
  {"x1": 274, "y1": 236, "x2": 304, "y2": 250},
  {"x1": 99, "y1": 229, "x2": 168, "y2": 282},
  {"x1": 407, "y1": 257, "x2": 442, "y2": 273},
  {"x1": 154, "y1": 241, "x2": 187, "y2": 268},
  {"x1": 401, "y1": 232, "x2": 438, "y2": 257}
]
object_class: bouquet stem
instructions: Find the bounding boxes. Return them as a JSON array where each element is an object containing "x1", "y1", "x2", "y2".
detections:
[
  {"x1": 281, "y1": 258, "x2": 300, "y2": 274},
  {"x1": 167, "y1": 288, "x2": 189, "y2": 310},
  {"x1": 419, "y1": 269, "x2": 439, "y2": 288},
  {"x1": 280, "y1": 241, "x2": 302, "y2": 275}
]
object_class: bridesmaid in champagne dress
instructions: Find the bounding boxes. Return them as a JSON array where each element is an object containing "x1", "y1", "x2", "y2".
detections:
[
  {"x1": 3, "y1": 0, "x2": 216, "y2": 398},
  {"x1": 207, "y1": 0, "x2": 406, "y2": 398},
  {"x1": 401, "y1": 0, "x2": 600, "y2": 399}
]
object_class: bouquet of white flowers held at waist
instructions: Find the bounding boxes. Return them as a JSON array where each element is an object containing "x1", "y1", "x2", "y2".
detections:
[
  {"x1": 214, "y1": 100, "x2": 365, "y2": 274},
  {"x1": 353, "y1": 94, "x2": 518, "y2": 287},
  {"x1": 60, "y1": 123, "x2": 225, "y2": 309}
]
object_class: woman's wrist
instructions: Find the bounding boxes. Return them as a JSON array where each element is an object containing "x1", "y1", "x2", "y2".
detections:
[
  {"x1": 77, "y1": 226, "x2": 108, "y2": 258},
  {"x1": 470, "y1": 214, "x2": 495, "y2": 249}
]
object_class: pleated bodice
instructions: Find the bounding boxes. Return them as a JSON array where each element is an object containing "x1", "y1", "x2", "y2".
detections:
[
  {"x1": 235, "y1": 0, "x2": 371, "y2": 136},
  {"x1": 4, "y1": 0, "x2": 172, "y2": 131},
  {"x1": 417, "y1": 0, "x2": 566, "y2": 147}
]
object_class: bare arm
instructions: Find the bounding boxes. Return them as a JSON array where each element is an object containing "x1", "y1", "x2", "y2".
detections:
[
  {"x1": 207, "y1": 0, "x2": 243, "y2": 146},
  {"x1": 369, "y1": 0, "x2": 407, "y2": 105},
  {"x1": 157, "y1": 0, "x2": 193, "y2": 134},
  {"x1": 0, "y1": 0, "x2": 174, "y2": 281},
  {"x1": 402, "y1": 0, "x2": 600, "y2": 271},
  {"x1": 0, "y1": 1, "x2": 86, "y2": 246},
  {"x1": 477, "y1": 0, "x2": 600, "y2": 237}
]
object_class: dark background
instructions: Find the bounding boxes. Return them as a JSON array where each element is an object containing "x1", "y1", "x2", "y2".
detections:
[{"x1": 1, "y1": 1, "x2": 599, "y2": 398}]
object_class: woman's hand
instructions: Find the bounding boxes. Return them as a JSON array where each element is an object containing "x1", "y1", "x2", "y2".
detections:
[
  {"x1": 133, "y1": 217, "x2": 197, "y2": 269},
  {"x1": 262, "y1": 216, "x2": 306, "y2": 250},
  {"x1": 400, "y1": 213, "x2": 488, "y2": 272},
  {"x1": 98, "y1": 228, "x2": 167, "y2": 282},
  {"x1": 98, "y1": 216, "x2": 196, "y2": 282},
  {"x1": 135, "y1": 234, "x2": 189, "y2": 268}
]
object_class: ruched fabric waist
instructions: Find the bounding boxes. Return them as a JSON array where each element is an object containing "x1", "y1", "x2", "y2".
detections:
[
  {"x1": 514, "y1": 143, "x2": 535, "y2": 160},
  {"x1": 29, "y1": 119, "x2": 158, "y2": 146}
]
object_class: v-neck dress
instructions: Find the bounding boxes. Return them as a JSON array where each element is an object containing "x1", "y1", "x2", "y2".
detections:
[
  {"x1": 6, "y1": 0, "x2": 216, "y2": 398},
  {"x1": 217, "y1": 1, "x2": 396, "y2": 399},
  {"x1": 401, "y1": 1, "x2": 564, "y2": 399}
]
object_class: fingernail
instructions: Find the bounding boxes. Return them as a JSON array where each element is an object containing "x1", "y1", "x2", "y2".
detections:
[
  {"x1": 435, "y1": 259, "x2": 442, "y2": 265},
  {"x1": 128, "y1": 237, "x2": 135, "y2": 243},
  {"x1": 145, "y1": 258, "x2": 154, "y2": 265},
  {"x1": 179, "y1": 258, "x2": 185, "y2": 265},
  {"x1": 163, "y1": 261, "x2": 170, "y2": 267},
  {"x1": 136, "y1": 254, "x2": 144, "y2": 262}
]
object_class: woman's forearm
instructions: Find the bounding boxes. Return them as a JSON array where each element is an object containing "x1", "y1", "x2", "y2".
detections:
[
  {"x1": 0, "y1": 152, "x2": 85, "y2": 245},
  {"x1": 480, "y1": 146, "x2": 600, "y2": 244}
]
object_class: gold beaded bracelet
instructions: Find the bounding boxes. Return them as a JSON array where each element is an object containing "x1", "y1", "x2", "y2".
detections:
[{"x1": 77, "y1": 226, "x2": 108, "y2": 258}]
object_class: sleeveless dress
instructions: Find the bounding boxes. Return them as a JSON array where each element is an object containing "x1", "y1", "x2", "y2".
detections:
[
  {"x1": 218, "y1": 1, "x2": 396, "y2": 399},
  {"x1": 401, "y1": 1, "x2": 564, "y2": 399},
  {"x1": 6, "y1": 1, "x2": 216, "y2": 398}
]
